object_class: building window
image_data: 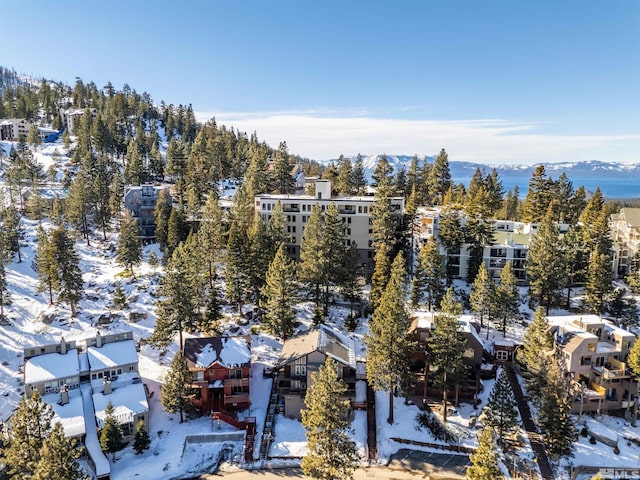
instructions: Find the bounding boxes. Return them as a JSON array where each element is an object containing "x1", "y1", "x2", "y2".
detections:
[
  {"x1": 495, "y1": 350, "x2": 509, "y2": 361},
  {"x1": 294, "y1": 365, "x2": 307, "y2": 377},
  {"x1": 229, "y1": 369, "x2": 243, "y2": 379},
  {"x1": 192, "y1": 371, "x2": 204, "y2": 382},
  {"x1": 232, "y1": 385, "x2": 243, "y2": 394}
]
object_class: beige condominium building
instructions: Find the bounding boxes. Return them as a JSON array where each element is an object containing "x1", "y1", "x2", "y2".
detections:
[
  {"x1": 610, "y1": 207, "x2": 640, "y2": 279},
  {"x1": 255, "y1": 179, "x2": 404, "y2": 274}
]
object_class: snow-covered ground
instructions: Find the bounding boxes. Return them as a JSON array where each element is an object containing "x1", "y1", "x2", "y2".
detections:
[{"x1": 3, "y1": 139, "x2": 640, "y2": 479}]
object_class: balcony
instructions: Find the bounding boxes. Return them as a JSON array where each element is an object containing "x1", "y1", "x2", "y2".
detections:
[
  {"x1": 592, "y1": 358, "x2": 630, "y2": 380},
  {"x1": 224, "y1": 393, "x2": 250, "y2": 405},
  {"x1": 224, "y1": 377, "x2": 250, "y2": 389}
]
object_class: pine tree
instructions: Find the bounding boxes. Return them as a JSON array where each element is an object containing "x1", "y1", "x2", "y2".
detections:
[
  {"x1": 198, "y1": 195, "x2": 226, "y2": 289},
  {"x1": 0, "y1": 234, "x2": 9, "y2": 320},
  {"x1": 92, "y1": 154, "x2": 113, "y2": 241},
  {"x1": 301, "y1": 357, "x2": 360, "y2": 480},
  {"x1": 151, "y1": 240, "x2": 202, "y2": 350},
  {"x1": 33, "y1": 422, "x2": 84, "y2": 480},
  {"x1": 371, "y1": 173, "x2": 398, "y2": 251},
  {"x1": 225, "y1": 219, "x2": 250, "y2": 314},
  {"x1": 410, "y1": 239, "x2": 445, "y2": 310},
  {"x1": 4, "y1": 391, "x2": 54, "y2": 478},
  {"x1": 112, "y1": 281, "x2": 126, "y2": 309},
  {"x1": 148, "y1": 251, "x2": 159, "y2": 272},
  {"x1": 369, "y1": 242, "x2": 391, "y2": 312},
  {"x1": 583, "y1": 249, "x2": 613, "y2": 314},
  {"x1": 50, "y1": 226, "x2": 83, "y2": 317},
  {"x1": 526, "y1": 206, "x2": 567, "y2": 312},
  {"x1": 539, "y1": 355, "x2": 574, "y2": 459},
  {"x1": 160, "y1": 351, "x2": 192, "y2": 423},
  {"x1": 262, "y1": 244, "x2": 297, "y2": 339},
  {"x1": 467, "y1": 427, "x2": 503, "y2": 480},
  {"x1": 351, "y1": 154, "x2": 367, "y2": 195},
  {"x1": 116, "y1": 211, "x2": 142, "y2": 277},
  {"x1": 166, "y1": 207, "x2": 188, "y2": 258},
  {"x1": 66, "y1": 163, "x2": 92, "y2": 245},
  {"x1": 428, "y1": 149, "x2": 452, "y2": 205},
  {"x1": 299, "y1": 204, "x2": 329, "y2": 316},
  {"x1": 482, "y1": 371, "x2": 518, "y2": 441},
  {"x1": 494, "y1": 261, "x2": 520, "y2": 335},
  {"x1": 521, "y1": 308, "x2": 554, "y2": 405},
  {"x1": 133, "y1": 419, "x2": 150, "y2": 454},
  {"x1": 35, "y1": 227, "x2": 56, "y2": 304},
  {"x1": 272, "y1": 141, "x2": 294, "y2": 194},
  {"x1": 429, "y1": 307, "x2": 467, "y2": 423},
  {"x1": 470, "y1": 262, "x2": 495, "y2": 332},
  {"x1": 100, "y1": 401, "x2": 125, "y2": 461},
  {"x1": 246, "y1": 216, "x2": 272, "y2": 306},
  {"x1": 438, "y1": 207, "x2": 464, "y2": 285},
  {"x1": 153, "y1": 189, "x2": 172, "y2": 251},
  {"x1": 365, "y1": 252, "x2": 413, "y2": 424},
  {"x1": 464, "y1": 209, "x2": 494, "y2": 283},
  {"x1": 522, "y1": 165, "x2": 554, "y2": 223}
]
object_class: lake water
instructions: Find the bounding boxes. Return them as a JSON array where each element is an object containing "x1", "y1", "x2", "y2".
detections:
[{"x1": 454, "y1": 175, "x2": 640, "y2": 199}]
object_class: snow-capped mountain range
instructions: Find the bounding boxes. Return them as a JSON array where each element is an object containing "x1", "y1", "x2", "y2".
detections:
[{"x1": 321, "y1": 155, "x2": 640, "y2": 181}]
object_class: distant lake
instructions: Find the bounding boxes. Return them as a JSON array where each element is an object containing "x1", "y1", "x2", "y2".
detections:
[{"x1": 453, "y1": 174, "x2": 640, "y2": 199}]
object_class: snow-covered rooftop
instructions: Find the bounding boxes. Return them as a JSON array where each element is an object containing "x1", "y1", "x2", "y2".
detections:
[
  {"x1": 184, "y1": 336, "x2": 251, "y2": 369},
  {"x1": 24, "y1": 349, "x2": 80, "y2": 384},
  {"x1": 93, "y1": 382, "x2": 148, "y2": 428},
  {"x1": 45, "y1": 390, "x2": 86, "y2": 437},
  {"x1": 87, "y1": 339, "x2": 138, "y2": 371}
]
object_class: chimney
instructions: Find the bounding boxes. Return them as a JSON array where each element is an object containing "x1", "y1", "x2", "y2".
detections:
[
  {"x1": 96, "y1": 331, "x2": 102, "y2": 348},
  {"x1": 60, "y1": 384, "x2": 69, "y2": 405},
  {"x1": 60, "y1": 337, "x2": 67, "y2": 355},
  {"x1": 103, "y1": 378, "x2": 112, "y2": 395},
  {"x1": 315, "y1": 179, "x2": 331, "y2": 200}
]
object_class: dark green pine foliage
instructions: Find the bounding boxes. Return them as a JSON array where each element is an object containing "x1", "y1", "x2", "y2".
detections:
[
  {"x1": 225, "y1": 219, "x2": 250, "y2": 314},
  {"x1": 262, "y1": 244, "x2": 297, "y2": 339},
  {"x1": 160, "y1": 351, "x2": 192, "y2": 423},
  {"x1": 198, "y1": 194, "x2": 226, "y2": 288},
  {"x1": 495, "y1": 261, "x2": 520, "y2": 335},
  {"x1": 369, "y1": 242, "x2": 391, "y2": 312},
  {"x1": 438, "y1": 207, "x2": 464, "y2": 285},
  {"x1": 35, "y1": 227, "x2": 56, "y2": 304},
  {"x1": 483, "y1": 370, "x2": 518, "y2": 441},
  {"x1": 351, "y1": 153, "x2": 367, "y2": 195},
  {"x1": 151, "y1": 240, "x2": 202, "y2": 350},
  {"x1": 166, "y1": 206, "x2": 189, "y2": 259},
  {"x1": 92, "y1": 154, "x2": 113, "y2": 241},
  {"x1": 371, "y1": 169, "x2": 398, "y2": 252},
  {"x1": 99, "y1": 401, "x2": 125, "y2": 461},
  {"x1": 50, "y1": 226, "x2": 84, "y2": 317},
  {"x1": 606, "y1": 287, "x2": 638, "y2": 328},
  {"x1": 526, "y1": 206, "x2": 567, "y2": 313},
  {"x1": 0, "y1": 233, "x2": 9, "y2": 319},
  {"x1": 299, "y1": 204, "x2": 329, "y2": 317},
  {"x1": 583, "y1": 248, "x2": 613, "y2": 315},
  {"x1": 365, "y1": 252, "x2": 413, "y2": 424},
  {"x1": 4, "y1": 391, "x2": 53, "y2": 478},
  {"x1": 430, "y1": 289, "x2": 467, "y2": 423},
  {"x1": 153, "y1": 189, "x2": 173, "y2": 251},
  {"x1": 247, "y1": 216, "x2": 272, "y2": 306},
  {"x1": 301, "y1": 357, "x2": 360, "y2": 480},
  {"x1": 272, "y1": 141, "x2": 294, "y2": 194},
  {"x1": 1, "y1": 207, "x2": 23, "y2": 262},
  {"x1": 539, "y1": 355, "x2": 574, "y2": 459},
  {"x1": 466, "y1": 427, "x2": 503, "y2": 480},
  {"x1": 116, "y1": 211, "x2": 142, "y2": 277},
  {"x1": 521, "y1": 307, "x2": 554, "y2": 407},
  {"x1": 464, "y1": 208, "x2": 494, "y2": 284},
  {"x1": 410, "y1": 238, "x2": 445, "y2": 310},
  {"x1": 323, "y1": 203, "x2": 348, "y2": 312},
  {"x1": 335, "y1": 155, "x2": 353, "y2": 196},
  {"x1": 427, "y1": 149, "x2": 452, "y2": 205},
  {"x1": 627, "y1": 337, "x2": 640, "y2": 378},
  {"x1": 66, "y1": 161, "x2": 93, "y2": 245},
  {"x1": 522, "y1": 165, "x2": 554, "y2": 223},
  {"x1": 267, "y1": 200, "x2": 287, "y2": 248},
  {"x1": 469, "y1": 262, "x2": 495, "y2": 331},
  {"x1": 112, "y1": 281, "x2": 126, "y2": 309},
  {"x1": 33, "y1": 422, "x2": 84, "y2": 480},
  {"x1": 340, "y1": 243, "x2": 363, "y2": 320},
  {"x1": 133, "y1": 419, "x2": 150, "y2": 454}
]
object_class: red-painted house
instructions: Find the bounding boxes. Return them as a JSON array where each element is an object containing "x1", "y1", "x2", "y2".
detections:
[{"x1": 183, "y1": 336, "x2": 251, "y2": 417}]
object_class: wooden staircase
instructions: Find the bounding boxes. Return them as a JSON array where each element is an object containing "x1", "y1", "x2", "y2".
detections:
[{"x1": 211, "y1": 411, "x2": 257, "y2": 462}]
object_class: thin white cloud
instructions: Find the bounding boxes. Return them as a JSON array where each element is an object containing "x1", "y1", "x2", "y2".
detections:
[{"x1": 195, "y1": 111, "x2": 640, "y2": 165}]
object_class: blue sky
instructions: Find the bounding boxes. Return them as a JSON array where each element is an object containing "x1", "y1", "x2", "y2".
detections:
[{"x1": 2, "y1": 1, "x2": 639, "y2": 163}]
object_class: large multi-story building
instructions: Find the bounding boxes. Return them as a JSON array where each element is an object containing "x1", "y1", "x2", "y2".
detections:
[
  {"x1": 255, "y1": 179, "x2": 404, "y2": 273},
  {"x1": 123, "y1": 184, "x2": 171, "y2": 240},
  {"x1": 549, "y1": 315, "x2": 638, "y2": 415},
  {"x1": 0, "y1": 118, "x2": 31, "y2": 141},
  {"x1": 610, "y1": 208, "x2": 640, "y2": 279}
]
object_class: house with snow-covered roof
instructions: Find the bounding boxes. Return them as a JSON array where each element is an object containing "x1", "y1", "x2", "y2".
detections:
[
  {"x1": 86, "y1": 331, "x2": 139, "y2": 382},
  {"x1": 274, "y1": 325, "x2": 357, "y2": 419},
  {"x1": 183, "y1": 336, "x2": 252, "y2": 418},
  {"x1": 24, "y1": 339, "x2": 81, "y2": 396}
]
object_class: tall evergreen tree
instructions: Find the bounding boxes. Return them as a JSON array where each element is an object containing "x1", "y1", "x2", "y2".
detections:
[
  {"x1": 33, "y1": 422, "x2": 85, "y2": 480},
  {"x1": 526, "y1": 206, "x2": 567, "y2": 312},
  {"x1": 369, "y1": 242, "x2": 391, "y2": 312},
  {"x1": 438, "y1": 207, "x2": 464, "y2": 285},
  {"x1": 99, "y1": 401, "x2": 125, "y2": 461},
  {"x1": 522, "y1": 165, "x2": 553, "y2": 223},
  {"x1": 410, "y1": 239, "x2": 445, "y2": 310},
  {"x1": 225, "y1": 219, "x2": 250, "y2": 314},
  {"x1": 4, "y1": 391, "x2": 53, "y2": 478},
  {"x1": 272, "y1": 141, "x2": 294, "y2": 194},
  {"x1": 116, "y1": 211, "x2": 142, "y2": 277},
  {"x1": 428, "y1": 149, "x2": 452, "y2": 205},
  {"x1": 197, "y1": 194, "x2": 226, "y2": 289},
  {"x1": 494, "y1": 261, "x2": 520, "y2": 335},
  {"x1": 153, "y1": 189, "x2": 172, "y2": 251},
  {"x1": 365, "y1": 252, "x2": 413, "y2": 424},
  {"x1": 429, "y1": 305, "x2": 467, "y2": 423},
  {"x1": 50, "y1": 226, "x2": 83, "y2": 317},
  {"x1": 583, "y1": 249, "x2": 613, "y2": 314},
  {"x1": 35, "y1": 227, "x2": 56, "y2": 304},
  {"x1": 482, "y1": 370, "x2": 518, "y2": 441},
  {"x1": 466, "y1": 427, "x2": 503, "y2": 480},
  {"x1": 351, "y1": 154, "x2": 367, "y2": 195},
  {"x1": 301, "y1": 357, "x2": 360, "y2": 480},
  {"x1": 299, "y1": 204, "x2": 329, "y2": 317},
  {"x1": 470, "y1": 262, "x2": 495, "y2": 331},
  {"x1": 521, "y1": 308, "x2": 554, "y2": 405},
  {"x1": 160, "y1": 351, "x2": 192, "y2": 423},
  {"x1": 262, "y1": 244, "x2": 297, "y2": 339},
  {"x1": 539, "y1": 355, "x2": 574, "y2": 459}
]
